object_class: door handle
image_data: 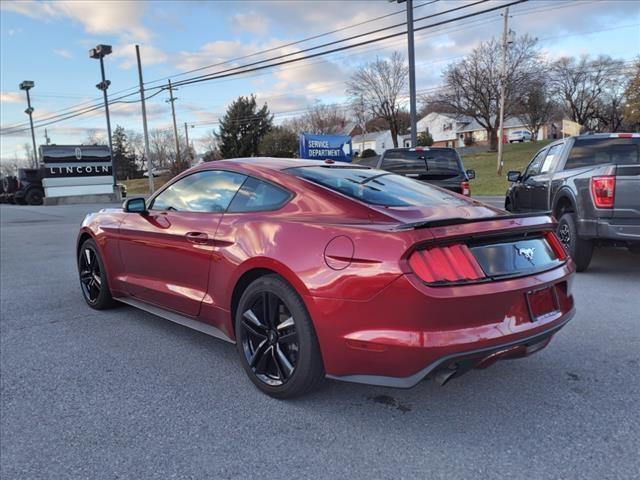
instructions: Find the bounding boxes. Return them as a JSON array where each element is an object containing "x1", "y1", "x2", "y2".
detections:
[{"x1": 185, "y1": 232, "x2": 209, "y2": 244}]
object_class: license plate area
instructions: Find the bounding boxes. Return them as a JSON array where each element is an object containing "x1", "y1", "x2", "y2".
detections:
[{"x1": 526, "y1": 286, "x2": 560, "y2": 322}]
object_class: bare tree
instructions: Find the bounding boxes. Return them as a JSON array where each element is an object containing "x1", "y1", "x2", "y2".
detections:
[
  {"x1": 550, "y1": 55, "x2": 626, "y2": 129},
  {"x1": 283, "y1": 102, "x2": 348, "y2": 135},
  {"x1": 23, "y1": 142, "x2": 37, "y2": 168},
  {"x1": 518, "y1": 79, "x2": 555, "y2": 141},
  {"x1": 84, "y1": 129, "x2": 105, "y2": 145},
  {"x1": 623, "y1": 59, "x2": 640, "y2": 129},
  {"x1": 439, "y1": 35, "x2": 543, "y2": 151},
  {"x1": 347, "y1": 52, "x2": 408, "y2": 148}
]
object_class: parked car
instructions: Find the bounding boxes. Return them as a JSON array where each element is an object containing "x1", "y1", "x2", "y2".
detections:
[
  {"x1": 142, "y1": 168, "x2": 170, "y2": 178},
  {"x1": 508, "y1": 130, "x2": 533, "y2": 143},
  {"x1": 376, "y1": 147, "x2": 475, "y2": 196},
  {"x1": 505, "y1": 133, "x2": 640, "y2": 271},
  {"x1": 77, "y1": 158, "x2": 574, "y2": 398}
]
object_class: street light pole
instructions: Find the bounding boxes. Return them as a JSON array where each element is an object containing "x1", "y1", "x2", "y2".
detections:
[
  {"x1": 19, "y1": 81, "x2": 38, "y2": 167},
  {"x1": 135, "y1": 45, "x2": 154, "y2": 194},
  {"x1": 89, "y1": 44, "x2": 116, "y2": 187}
]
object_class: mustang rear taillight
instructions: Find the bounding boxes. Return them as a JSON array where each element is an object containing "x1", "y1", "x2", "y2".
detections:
[
  {"x1": 461, "y1": 181, "x2": 471, "y2": 196},
  {"x1": 590, "y1": 175, "x2": 615, "y2": 208},
  {"x1": 409, "y1": 244, "x2": 485, "y2": 283},
  {"x1": 544, "y1": 231, "x2": 568, "y2": 260}
]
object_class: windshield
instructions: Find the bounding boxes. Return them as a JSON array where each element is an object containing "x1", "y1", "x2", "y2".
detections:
[
  {"x1": 287, "y1": 166, "x2": 466, "y2": 207},
  {"x1": 381, "y1": 149, "x2": 461, "y2": 174}
]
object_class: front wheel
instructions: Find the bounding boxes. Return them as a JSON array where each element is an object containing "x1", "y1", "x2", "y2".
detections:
[
  {"x1": 557, "y1": 213, "x2": 593, "y2": 272},
  {"x1": 235, "y1": 275, "x2": 324, "y2": 398},
  {"x1": 78, "y1": 239, "x2": 115, "y2": 309}
]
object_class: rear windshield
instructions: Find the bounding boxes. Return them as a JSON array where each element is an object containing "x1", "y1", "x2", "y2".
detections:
[
  {"x1": 565, "y1": 137, "x2": 640, "y2": 169},
  {"x1": 287, "y1": 166, "x2": 464, "y2": 207},
  {"x1": 381, "y1": 149, "x2": 461, "y2": 174}
]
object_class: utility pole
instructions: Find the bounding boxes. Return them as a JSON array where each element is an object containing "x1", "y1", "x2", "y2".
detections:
[
  {"x1": 184, "y1": 122, "x2": 192, "y2": 165},
  {"x1": 44, "y1": 128, "x2": 50, "y2": 145},
  {"x1": 167, "y1": 79, "x2": 181, "y2": 167},
  {"x1": 136, "y1": 45, "x2": 154, "y2": 194},
  {"x1": 496, "y1": 7, "x2": 511, "y2": 176},
  {"x1": 405, "y1": 0, "x2": 417, "y2": 147}
]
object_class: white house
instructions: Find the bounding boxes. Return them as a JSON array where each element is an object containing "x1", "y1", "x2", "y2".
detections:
[
  {"x1": 352, "y1": 130, "x2": 409, "y2": 155},
  {"x1": 416, "y1": 112, "x2": 557, "y2": 148}
]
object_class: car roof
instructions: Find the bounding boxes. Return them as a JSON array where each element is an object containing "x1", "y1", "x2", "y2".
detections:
[{"x1": 190, "y1": 157, "x2": 366, "y2": 173}]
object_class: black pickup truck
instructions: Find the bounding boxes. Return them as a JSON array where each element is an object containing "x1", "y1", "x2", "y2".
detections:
[
  {"x1": 505, "y1": 133, "x2": 639, "y2": 271},
  {"x1": 376, "y1": 147, "x2": 476, "y2": 196}
]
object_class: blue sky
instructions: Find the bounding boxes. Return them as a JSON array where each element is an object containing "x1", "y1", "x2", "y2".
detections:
[{"x1": 1, "y1": 0, "x2": 639, "y2": 164}]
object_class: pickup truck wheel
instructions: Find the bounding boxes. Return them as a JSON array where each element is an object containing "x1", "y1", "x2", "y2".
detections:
[
  {"x1": 25, "y1": 189, "x2": 44, "y2": 205},
  {"x1": 558, "y1": 213, "x2": 593, "y2": 272}
]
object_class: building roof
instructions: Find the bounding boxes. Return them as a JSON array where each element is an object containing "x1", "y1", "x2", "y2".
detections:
[{"x1": 351, "y1": 130, "x2": 389, "y2": 143}]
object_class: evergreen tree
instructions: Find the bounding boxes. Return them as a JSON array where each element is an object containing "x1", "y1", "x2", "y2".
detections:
[
  {"x1": 112, "y1": 126, "x2": 140, "y2": 180},
  {"x1": 216, "y1": 95, "x2": 273, "y2": 158}
]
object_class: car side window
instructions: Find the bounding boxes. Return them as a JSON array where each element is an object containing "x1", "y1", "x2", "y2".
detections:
[
  {"x1": 151, "y1": 170, "x2": 247, "y2": 213},
  {"x1": 524, "y1": 149, "x2": 547, "y2": 178},
  {"x1": 541, "y1": 143, "x2": 563, "y2": 173},
  {"x1": 227, "y1": 177, "x2": 291, "y2": 212}
]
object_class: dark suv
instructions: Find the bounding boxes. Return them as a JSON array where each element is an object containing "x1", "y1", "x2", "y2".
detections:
[
  {"x1": 505, "y1": 133, "x2": 639, "y2": 271},
  {"x1": 376, "y1": 147, "x2": 475, "y2": 196}
]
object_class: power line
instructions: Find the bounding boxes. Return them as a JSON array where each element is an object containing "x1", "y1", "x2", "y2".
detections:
[
  {"x1": 143, "y1": 0, "x2": 441, "y2": 86},
  {"x1": 168, "y1": 0, "x2": 493, "y2": 88}
]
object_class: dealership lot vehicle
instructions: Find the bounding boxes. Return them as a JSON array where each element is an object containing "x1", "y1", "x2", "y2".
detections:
[
  {"x1": 77, "y1": 158, "x2": 573, "y2": 398},
  {"x1": 505, "y1": 133, "x2": 640, "y2": 271},
  {"x1": 1, "y1": 202, "x2": 638, "y2": 479},
  {"x1": 376, "y1": 147, "x2": 476, "y2": 196}
]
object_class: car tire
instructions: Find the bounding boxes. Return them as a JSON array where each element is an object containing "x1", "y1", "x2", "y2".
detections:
[
  {"x1": 557, "y1": 213, "x2": 593, "y2": 272},
  {"x1": 78, "y1": 238, "x2": 115, "y2": 310},
  {"x1": 235, "y1": 274, "x2": 324, "y2": 399},
  {"x1": 25, "y1": 188, "x2": 44, "y2": 205}
]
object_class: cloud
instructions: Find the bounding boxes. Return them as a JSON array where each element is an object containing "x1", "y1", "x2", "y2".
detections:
[
  {"x1": 1, "y1": 0, "x2": 151, "y2": 41},
  {"x1": 231, "y1": 12, "x2": 269, "y2": 35},
  {"x1": 0, "y1": 92, "x2": 23, "y2": 104},
  {"x1": 112, "y1": 43, "x2": 169, "y2": 69},
  {"x1": 53, "y1": 49, "x2": 73, "y2": 59}
]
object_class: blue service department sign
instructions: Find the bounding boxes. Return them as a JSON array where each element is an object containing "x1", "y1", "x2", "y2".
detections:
[{"x1": 299, "y1": 133, "x2": 352, "y2": 162}]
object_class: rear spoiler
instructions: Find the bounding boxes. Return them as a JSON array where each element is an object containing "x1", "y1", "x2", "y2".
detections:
[{"x1": 394, "y1": 211, "x2": 554, "y2": 231}]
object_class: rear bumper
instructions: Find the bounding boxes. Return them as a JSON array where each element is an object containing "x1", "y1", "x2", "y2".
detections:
[
  {"x1": 595, "y1": 218, "x2": 640, "y2": 242},
  {"x1": 326, "y1": 309, "x2": 574, "y2": 388},
  {"x1": 307, "y1": 262, "x2": 575, "y2": 388}
]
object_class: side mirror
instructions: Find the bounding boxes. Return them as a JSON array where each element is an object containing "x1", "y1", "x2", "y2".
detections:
[
  {"x1": 123, "y1": 197, "x2": 147, "y2": 214},
  {"x1": 466, "y1": 169, "x2": 476, "y2": 180},
  {"x1": 507, "y1": 171, "x2": 521, "y2": 183}
]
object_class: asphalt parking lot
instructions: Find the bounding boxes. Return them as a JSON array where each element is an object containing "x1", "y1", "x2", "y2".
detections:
[{"x1": 1, "y1": 202, "x2": 639, "y2": 480}]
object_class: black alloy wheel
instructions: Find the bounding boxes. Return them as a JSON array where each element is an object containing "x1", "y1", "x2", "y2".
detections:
[
  {"x1": 79, "y1": 246, "x2": 103, "y2": 303},
  {"x1": 557, "y1": 212, "x2": 593, "y2": 272},
  {"x1": 240, "y1": 291, "x2": 299, "y2": 386},
  {"x1": 78, "y1": 239, "x2": 114, "y2": 309},
  {"x1": 235, "y1": 275, "x2": 324, "y2": 398}
]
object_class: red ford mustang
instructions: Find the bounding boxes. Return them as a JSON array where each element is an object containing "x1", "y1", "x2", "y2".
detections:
[{"x1": 77, "y1": 158, "x2": 576, "y2": 398}]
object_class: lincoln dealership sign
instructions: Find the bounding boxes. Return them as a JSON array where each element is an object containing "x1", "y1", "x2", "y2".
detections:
[{"x1": 41, "y1": 145, "x2": 114, "y2": 198}]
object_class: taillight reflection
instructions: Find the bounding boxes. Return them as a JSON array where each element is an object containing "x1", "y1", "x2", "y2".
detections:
[{"x1": 409, "y1": 244, "x2": 485, "y2": 283}]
